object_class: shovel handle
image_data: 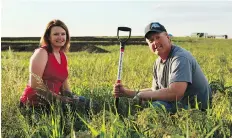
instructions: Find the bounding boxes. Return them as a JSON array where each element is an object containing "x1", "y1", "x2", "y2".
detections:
[
  {"x1": 117, "y1": 27, "x2": 131, "y2": 44},
  {"x1": 116, "y1": 26, "x2": 131, "y2": 113},
  {"x1": 118, "y1": 27, "x2": 131, "y2": 32}
]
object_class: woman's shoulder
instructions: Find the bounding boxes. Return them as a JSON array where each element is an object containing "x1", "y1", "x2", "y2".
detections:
[
  {"x1": 34, "y1": 47, "x2": 48, "y2": 55},
  {"x1": 30, "y1": 47, "x2": 48, "y2": 61}
]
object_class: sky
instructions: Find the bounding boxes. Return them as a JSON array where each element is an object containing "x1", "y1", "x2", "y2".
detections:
[{"x1": 1, "y1": 0, "x2": 232, "y2": 37}]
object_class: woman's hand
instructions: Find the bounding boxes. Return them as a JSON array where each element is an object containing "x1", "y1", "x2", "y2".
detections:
[{"x1": 60, "y1": 96, "x2": 73, "y2": 103}]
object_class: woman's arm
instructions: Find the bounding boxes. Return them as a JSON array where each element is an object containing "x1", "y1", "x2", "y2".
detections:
[
  {"x1": 63, "y1": 78, "x2": 71, "y2": 92},
  {"x1": 61, "y1": 78, "x2": 76, "y2": 98},
  {"x1": 29, "y1": 48, "x2": 48, "y2": 89},
  {"x1": 60, "y1": 54, "x2": 77, "y2": 98}
]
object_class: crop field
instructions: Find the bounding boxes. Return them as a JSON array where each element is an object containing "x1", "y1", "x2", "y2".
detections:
[{"x1": 1, "y1": 37, "x2": 232, "y2": 137}]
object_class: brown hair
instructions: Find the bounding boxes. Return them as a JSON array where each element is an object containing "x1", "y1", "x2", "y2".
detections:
[{"x1": 40, "y1": 19, "x2": 70, "y2": 53}]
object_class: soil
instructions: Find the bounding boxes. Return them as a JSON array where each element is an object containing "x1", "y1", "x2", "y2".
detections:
[{"x1": 69, "y1": 45, "x2": 109, "y2": 53}]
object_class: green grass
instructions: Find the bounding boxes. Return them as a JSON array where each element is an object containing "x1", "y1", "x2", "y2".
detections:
[{"x1": 1, "y1": 38, "x2": 232, "y2": 137}]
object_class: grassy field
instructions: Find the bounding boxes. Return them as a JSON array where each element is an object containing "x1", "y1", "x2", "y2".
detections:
[{"x1": 1, "y1": 38, "x2": 232, "y2": 137}]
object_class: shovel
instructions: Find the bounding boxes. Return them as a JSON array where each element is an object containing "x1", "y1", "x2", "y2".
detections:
[{"x1": 115, "y1": 27, "x2": 131, "y2": 112}]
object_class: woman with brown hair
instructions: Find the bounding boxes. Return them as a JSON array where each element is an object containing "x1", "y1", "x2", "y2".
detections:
[{"x1": 20, "y1": 19, "x2": 90, "y2": 119}]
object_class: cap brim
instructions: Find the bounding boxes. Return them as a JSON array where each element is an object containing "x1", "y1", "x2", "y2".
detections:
[{"x1": 145, "y1": 30, "x2": 163, "y2": 38}]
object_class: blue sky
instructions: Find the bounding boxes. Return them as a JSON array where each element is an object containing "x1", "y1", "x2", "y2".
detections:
[{"x1": 1, "y1": 0, "x2": 232, "y2": 37}]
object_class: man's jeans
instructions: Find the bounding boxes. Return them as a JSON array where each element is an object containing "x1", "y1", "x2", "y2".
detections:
[{"x1": 152, "y1": 100, "x2": 188, "y2": 113}]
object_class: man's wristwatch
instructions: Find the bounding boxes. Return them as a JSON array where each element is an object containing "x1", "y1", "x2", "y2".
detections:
[
  {"x1": 133, "y1": 94, "x2": 140, "y2": 101},
  {"x1": 133, "y1": 91, "x2": 141, "y2": 102}
]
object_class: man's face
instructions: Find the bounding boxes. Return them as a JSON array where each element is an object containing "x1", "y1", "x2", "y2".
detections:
[{"x1": 145, "y1": 32, "x2": 171, "y2": 56}]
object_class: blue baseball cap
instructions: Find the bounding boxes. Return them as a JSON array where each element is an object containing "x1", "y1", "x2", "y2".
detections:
[{"x1": 144, "y1": 22, "x2": 167, "y2": 38}]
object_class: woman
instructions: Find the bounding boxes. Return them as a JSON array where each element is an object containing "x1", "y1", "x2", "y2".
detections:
[{"x1": 20, "y1": 19, "x2": 88, "y2": 114}]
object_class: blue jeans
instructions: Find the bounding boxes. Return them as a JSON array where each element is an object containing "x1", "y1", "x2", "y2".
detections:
[{"x1": 152, "y1": 100, "x2": 188, "y2": 113}]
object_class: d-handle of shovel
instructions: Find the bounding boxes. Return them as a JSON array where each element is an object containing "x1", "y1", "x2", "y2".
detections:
[{"x1": 117, "y1": 27, "x2": 131, "y2": 47}]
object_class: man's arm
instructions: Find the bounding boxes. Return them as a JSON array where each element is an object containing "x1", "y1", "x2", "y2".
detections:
[
  {"x1": 138, "y1": 82, "x2": 187, "y2": 101},
  {"x1": 138, "y1": 56, "x2": 192, "y2": 101},
  {"x1": 115, "y1": 82, "x2": 187, "y2": 102}
]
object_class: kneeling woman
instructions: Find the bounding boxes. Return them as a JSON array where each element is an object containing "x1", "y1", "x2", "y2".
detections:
[{"x1": 20, "y1": 19, "x2": 90, "y2": 118}]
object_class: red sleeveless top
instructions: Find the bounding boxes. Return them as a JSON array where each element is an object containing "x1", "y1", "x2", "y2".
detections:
[{"x1": 20, "y1": 46, "x2": 68, "y2": 105}]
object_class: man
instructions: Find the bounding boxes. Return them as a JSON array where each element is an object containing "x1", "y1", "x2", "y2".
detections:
[{"x1": 114, "y1": 22, "x2": 212, "y2": 113}]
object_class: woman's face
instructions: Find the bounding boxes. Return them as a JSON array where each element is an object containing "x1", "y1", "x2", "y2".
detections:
[{"x1": 49, "y1": 26, "x2": 66, "y2": 48}]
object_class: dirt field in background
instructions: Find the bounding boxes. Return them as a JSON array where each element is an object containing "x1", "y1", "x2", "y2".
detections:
[{"x1": 1, "y1": 37, "x2": 147, "y2": 53}]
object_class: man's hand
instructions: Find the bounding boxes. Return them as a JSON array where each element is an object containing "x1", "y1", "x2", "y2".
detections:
[{"x1": 113, "y1": 83, "x2": 127, "y2": 97}]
